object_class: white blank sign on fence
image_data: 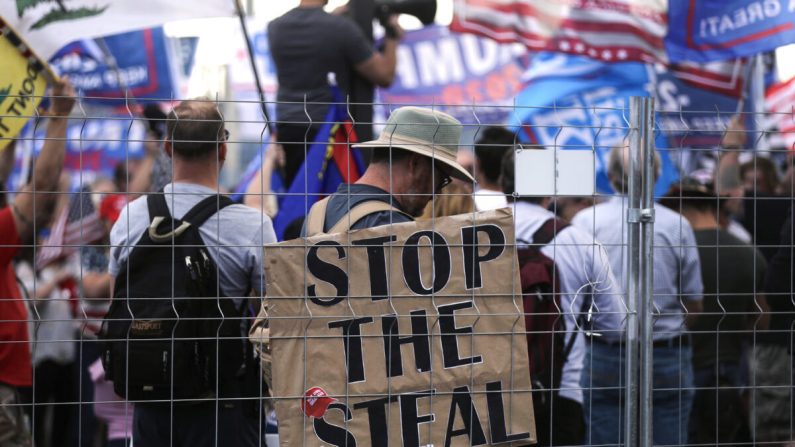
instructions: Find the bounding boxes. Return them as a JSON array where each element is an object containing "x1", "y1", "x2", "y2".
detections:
[{"x1": 514, "y1": 148, "x2": 595, "y2": 196}]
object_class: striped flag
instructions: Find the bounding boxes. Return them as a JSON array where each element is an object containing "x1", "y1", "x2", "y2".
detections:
[
  {"x1": 765, "y1": 76, "x2": 795, "y2": 152},
  {"x1": 669, "y1": 59, "x2": 747, "y2": 98},
  {"x1": 450, "y1": 0, "x2": 668, "y2": 63},
  {"x1": 36, "y1": 187, "x2": 106, "y2": 269}
]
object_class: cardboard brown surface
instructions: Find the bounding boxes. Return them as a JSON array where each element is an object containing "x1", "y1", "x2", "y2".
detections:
[{"x1": 266, "y1": 208, "x2": 535, "y2": 446}]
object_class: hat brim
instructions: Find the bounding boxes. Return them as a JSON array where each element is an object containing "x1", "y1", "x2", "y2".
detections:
[{"x1": 353, "y1": 138, "x2": 474, "y2": 183}]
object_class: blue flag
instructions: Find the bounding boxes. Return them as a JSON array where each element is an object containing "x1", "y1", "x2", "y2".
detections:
[
  {"x1": 270, "y1": 89, "x2": 365, "y2": 240},
  {"x1": 511, "y1": 52, "x2": 678, "y2": 197},
  {"x1": 50, "y1": 27, "x2": 196, "y2": 102},
  {"x1": 667, "y1": 0, "x2": 795, "y2": 63}
]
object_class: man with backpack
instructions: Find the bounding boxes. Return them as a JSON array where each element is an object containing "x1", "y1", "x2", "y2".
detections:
[
  {"x1": 572, "y1": 145, "x2": 703, "y2": 445},
  {"x1": 302, "y1": 106, "x2": 473, "y2": 235},
  {"x1": 105, "y1": 99, "x2": 276, "y2": 447},
  {"x1": 500, "y1": 148, "x2": 625, "y2": 446}
]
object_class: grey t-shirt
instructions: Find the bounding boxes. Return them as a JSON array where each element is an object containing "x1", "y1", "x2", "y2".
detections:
[
  {"x1": 109, "y1": 183, "x2": 276, "y2": 300},
  {"x1": 303, "y1": 183, "x2": 413, "y2": 235},
  {"x1": 268, "y1": 7, "x2": 374, "y2": 125}
]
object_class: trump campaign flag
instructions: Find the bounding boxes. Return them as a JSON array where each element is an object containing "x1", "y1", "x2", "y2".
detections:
[
  {"x1": 49, "y1": 27, "x2": 196, "y2": 102},
  {"x1": 0, "y1": 1, "x2": 234, "y2": 62},
  {"x1": 378, "y1": 25, "x2": 528, "y2": 126},
  {"x1": 667, "y1": 0, "x2": 795, "y2": 63},
  {"x1": 511, "y1": 52, "x2": 678, "y2": 196},
  {"x1": 450, "y1": 0, "x2": 668, "y2": 63},
  {"x1": 0, "y1": 0, "x2": 233, "y2": 147},
  {"x1": 765, "y1": 75, "x2": 795, "y2": 152}
]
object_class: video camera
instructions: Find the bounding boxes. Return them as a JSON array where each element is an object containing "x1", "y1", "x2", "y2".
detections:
[{"x1": 374, "y1": 0, "x2": 437, "y2": 27}]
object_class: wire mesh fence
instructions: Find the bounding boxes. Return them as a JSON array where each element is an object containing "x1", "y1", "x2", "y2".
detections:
[{"x1": 0, "y1": 94, "x2": 793, "y2": 447}]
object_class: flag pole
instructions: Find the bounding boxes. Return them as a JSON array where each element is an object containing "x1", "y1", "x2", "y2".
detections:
[
  {"x1": 95, "y1": 37, "x2": 141, "y2": 107},
  {"x1": 233, "y1": 0, "x2": 272, "y2": 134},
  {"x1": 735, "y1": 56, "x2": 757, "y2": 114}
]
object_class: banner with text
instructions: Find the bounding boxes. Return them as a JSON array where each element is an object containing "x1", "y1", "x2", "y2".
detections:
[
  {"x1": 0, "y1": 30, "x2": 47, "y2": 150},
  {"x1": 266, "y1": 209, "x2": 535, "y2": 447},
  {"x1": 512, "y1": 52, "x2": 677, "y2": 195},
  {"x1": 50, "y1": 27, "x2": 196, "y2": 102},
  {"x1": 667, "y1": 0, "x2": 795, "y2": 62},
  {"x1": 227, "y1": 17, "x2": 277, "y2": 140},
  {"x1": 378, "y1": 25, "x2": 528, "y2": 125},
  {"x1": 9, "y1": 116, "x2": 146, "y2": 190},
  {"x1": 0, "y1": 0, "x2": 232, "y2": 61}
]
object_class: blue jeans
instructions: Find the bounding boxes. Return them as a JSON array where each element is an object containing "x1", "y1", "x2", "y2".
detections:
[{"x1": 581, "y1": 340, "x2": 695, "y2": 446}]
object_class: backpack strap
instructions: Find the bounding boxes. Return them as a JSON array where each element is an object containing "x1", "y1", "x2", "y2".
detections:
[
  {"x1": 306, "y1": 197, "x2": 409, "y2": 236},
  {"x1": 147, "y1": 192, "x2": 170, "y2": 221},
  {"x1": 536, "y1": 215, "x2": 587, "y2": 364},
  {"x1": 532, "y1": 217, "x2": 569, "y2": 245},
  {"x1": 182, "y1": 195, "x2": 236, "y2": 227},
  {"x1": 327, "y1": 200, "x2": 406, "y2": 234},
  {"x1": 305, "y1": 197, "x2": 331, "y2": 237},
  {"x1": 147, "y1": 193, "x2": 235, "y2": 243}
]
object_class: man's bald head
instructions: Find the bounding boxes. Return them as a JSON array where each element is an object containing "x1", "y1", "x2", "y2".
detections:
[
  {"x1": 607, "y1": 144, "x2": 661, "y2": 194},
  {"x1": 166, "y1": 99, "x2": 225, "y2": 160}
]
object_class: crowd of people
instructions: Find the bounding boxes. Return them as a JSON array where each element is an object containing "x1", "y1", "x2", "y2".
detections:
[
  {"x1": 0, "y1": 56, "x2": 793, "y2": 447},
  {"x1": 2, "y1": 0, "x2": 794, "y2": 445}
]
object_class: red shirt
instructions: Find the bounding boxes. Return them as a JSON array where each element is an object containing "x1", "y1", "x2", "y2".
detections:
[
  {"x1": 0, "y1": 206, "x2": 32, "y2": 387},
  {"x1": 99, "y1": 194, "x2": 128, "y2": 225}
]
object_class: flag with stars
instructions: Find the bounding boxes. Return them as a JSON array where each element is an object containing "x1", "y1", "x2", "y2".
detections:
[{"x1": 450, "y1": 0, "x2": 668, "y2": 63}]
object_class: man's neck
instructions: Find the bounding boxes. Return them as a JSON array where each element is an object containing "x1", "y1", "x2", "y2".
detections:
[
  {"x1": 299, "y1": 0, "x2": 326, "y2": 8},
  {"x1": 356, "y1": 165, "x2": 407, "y2": 207},
  {"x1": 171, "y1": 159, "x2": 220, "y2": 191},
  {"x1": 682, "y1": 209, "x2": 720, "y2": 230},
  {"x1": 476, "y1": 180, "x2": 500, "y2": 192}
]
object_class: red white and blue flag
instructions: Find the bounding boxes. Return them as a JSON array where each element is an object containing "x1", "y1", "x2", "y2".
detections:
[
  {"x1": 36, "y1": 187, "x2": 106, "y2": 270},
  {"x1": 765, "y1": 75, "x2": 795, "y2": 152},
  {"x1": 450, "y1": 0, "x2": 668, "y2": 63},
  {"x1": 667, "y1": 0, "x2": 795, "y2": 63}
]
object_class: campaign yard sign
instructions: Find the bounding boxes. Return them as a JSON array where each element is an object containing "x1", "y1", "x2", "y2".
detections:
[{"x1": 265, "y1": 209, "x2": 535, "y2": 447}]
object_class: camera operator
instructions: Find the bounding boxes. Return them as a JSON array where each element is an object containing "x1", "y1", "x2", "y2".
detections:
[{"x1": 268, "y1": 0, "x2": 403, "y2": 185}]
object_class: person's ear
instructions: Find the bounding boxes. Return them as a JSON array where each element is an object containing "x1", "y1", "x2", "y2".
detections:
[{"x1": 164, "y1": 141, "x2": 174, "y2": 159}]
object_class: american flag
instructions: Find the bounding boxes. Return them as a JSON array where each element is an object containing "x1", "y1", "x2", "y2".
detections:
[
  {"x1": 36, "y1": 187, "x2": 107, "y2": 270},
  {"x1": 765, "y1": 75, "x2": 795, "y2": 152},
  {"x1": 450, "y1": 0, "x2": 668, "y2": 63}
]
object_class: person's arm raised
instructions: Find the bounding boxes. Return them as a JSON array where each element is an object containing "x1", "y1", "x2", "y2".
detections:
[
  {"x1": 11, "y1": 78, "x2": 76, "y2": 242},
  {"x1": 354, "y1": 16, "x2": 403, "y2": 88}
]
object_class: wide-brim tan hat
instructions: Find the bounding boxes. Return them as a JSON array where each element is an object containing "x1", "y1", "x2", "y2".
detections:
[{"x1": 353, "y1": 106, "x2": 474, "y2": 182}]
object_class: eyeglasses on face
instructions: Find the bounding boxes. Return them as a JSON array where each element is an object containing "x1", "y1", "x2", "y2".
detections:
[{"x1": 434, "y1": 161, "x2": 453, "y2": 191}]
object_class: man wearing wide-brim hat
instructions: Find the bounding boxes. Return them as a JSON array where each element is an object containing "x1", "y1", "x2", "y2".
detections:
[{"x1": 303, "y1": 106, "x2": 473, "y2": 236}]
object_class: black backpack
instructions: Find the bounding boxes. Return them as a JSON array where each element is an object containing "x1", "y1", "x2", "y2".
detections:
[{"x1": 101, "y1": 193, "x2": 253, "y2": 402}]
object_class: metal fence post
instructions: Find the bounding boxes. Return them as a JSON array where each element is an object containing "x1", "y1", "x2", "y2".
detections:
[{"x1": 626, "y1": 96, "x2": 655, "y2": 447}]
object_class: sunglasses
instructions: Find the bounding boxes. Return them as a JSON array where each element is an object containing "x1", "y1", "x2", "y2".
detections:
[
  {"x1": 434, "y1": 161, "x2": 453, "y2": 191},
  {"x1": 223, "y1": 129, "x2": 230, "y2": 141}
]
